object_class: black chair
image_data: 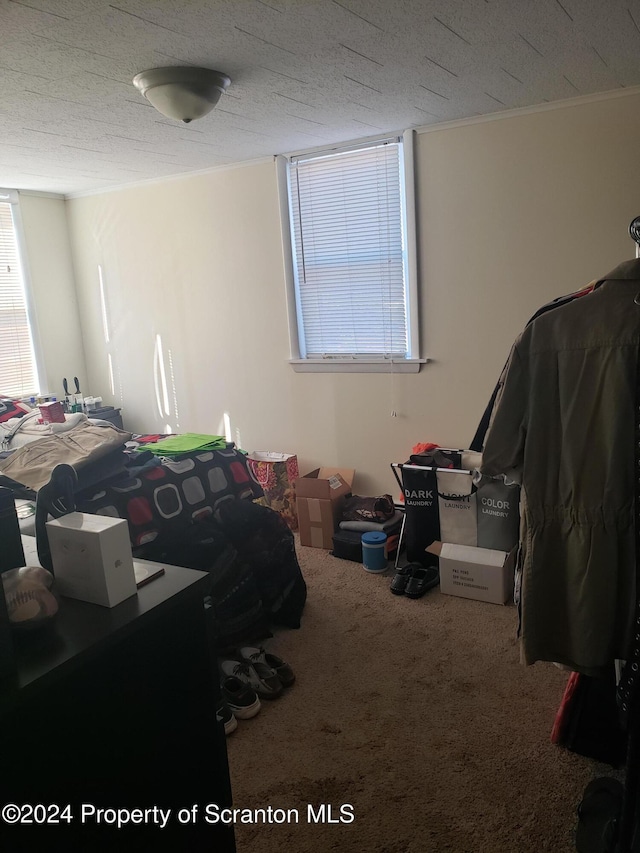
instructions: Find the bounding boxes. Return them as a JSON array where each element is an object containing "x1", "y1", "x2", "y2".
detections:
[{"x1": 33, "y1": 464, "x2": 78, "y2": 573}]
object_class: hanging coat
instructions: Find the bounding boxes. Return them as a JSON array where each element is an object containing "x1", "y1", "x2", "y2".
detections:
[{"x1": 481, "y1": 258, "x2": 640, "y2": 676}]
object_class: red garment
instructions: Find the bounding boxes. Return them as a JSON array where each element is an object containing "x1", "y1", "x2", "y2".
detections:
[
  {"x1": 411, "y1": 441, "x2": 439, "y2": 455},
  {"x1": 550, "y1": 671, "x2": 581, "y2": 744}
]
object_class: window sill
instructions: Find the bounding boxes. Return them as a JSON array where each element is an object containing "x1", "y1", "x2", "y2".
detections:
[{"x1": 288, "y1": 358, "x2": 429, "y2": 374}]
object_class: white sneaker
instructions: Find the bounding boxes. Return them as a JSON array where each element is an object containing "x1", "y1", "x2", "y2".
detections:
[
  {"x1": 239, "y1": 646, "x2": 296, "y2": 688},
  {"x1": 220, "y1": 658, "x2": 283, "y2": 700}
]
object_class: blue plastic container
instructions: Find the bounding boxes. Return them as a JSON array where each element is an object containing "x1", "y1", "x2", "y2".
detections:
[{"x1": 361, "y1": 531, "x2": 388, "y2": 573}]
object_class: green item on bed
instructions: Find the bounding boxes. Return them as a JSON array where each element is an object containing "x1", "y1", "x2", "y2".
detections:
[{"x1": 136, "y1": 433, "x2": 228, "y2": 455}]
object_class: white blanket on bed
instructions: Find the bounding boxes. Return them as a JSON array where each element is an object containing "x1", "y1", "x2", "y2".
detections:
[{"x1": 0, "y1": 411, "x2": 89, "y2": 449}]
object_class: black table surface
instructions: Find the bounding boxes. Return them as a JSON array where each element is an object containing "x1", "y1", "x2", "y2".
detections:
[{"x1": 1, "y1": 539, "x2": 211, "y2": 710}]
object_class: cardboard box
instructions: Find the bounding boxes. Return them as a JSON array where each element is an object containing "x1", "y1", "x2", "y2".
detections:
[
  {"x1": 296, "y1": 467, "x2": 355, "y2": 549},
  {"x1": 46, "y1": 512, "x2": 137, "y2": 607},
  {"x1": 426, "y1": 541, "x2": 515, "y2": 605}
]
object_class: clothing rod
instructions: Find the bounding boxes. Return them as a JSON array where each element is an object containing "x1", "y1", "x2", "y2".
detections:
[{"x1": 391, "y1": 462, "x2": 474, "y2": 475}]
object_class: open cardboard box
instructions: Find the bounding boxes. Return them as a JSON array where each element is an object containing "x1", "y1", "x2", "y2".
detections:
[
  {"x1": 426, "y1": 541, "x2": 516, "y2": 605},
  {"x1": 296, "y1": 467, "x2": 355, "y2": 549}
]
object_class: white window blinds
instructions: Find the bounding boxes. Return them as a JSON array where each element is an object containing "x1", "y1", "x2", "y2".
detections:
[
  {"x1": 0, "y1": 199, "x2": 38, "y2": 397},
  {"x1": 288, "y1": 138, "x2": 409, "y2": 359}
]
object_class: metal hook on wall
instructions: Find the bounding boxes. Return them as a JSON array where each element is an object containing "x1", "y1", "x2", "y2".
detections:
[
  {"x1": 629, "y1": 217, "x2": 640, "y2": 299},
  {"x1": 630, "y1": 216, "x2": 640, "y2": 254},
  {"x1": 629, "y1": 217, "x2": 640, "y2": 300}
]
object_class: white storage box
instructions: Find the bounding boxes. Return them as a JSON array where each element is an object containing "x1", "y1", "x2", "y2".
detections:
[
  {"x1": 426, "y1": 541, "x2": 516, "y2": 605},
  {"x1": 46, "y1": 512, "x2": 136, "y2": 607}
]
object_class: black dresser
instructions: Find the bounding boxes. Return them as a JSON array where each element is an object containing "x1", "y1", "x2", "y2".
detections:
[{"x1": 0, "y1": 551, "x2": 235, "y2": 853}]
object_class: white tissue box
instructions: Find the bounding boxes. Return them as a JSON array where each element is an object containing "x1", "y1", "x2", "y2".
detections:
[{"x1": 46, "y1": 512, "x2": 136, "y2": 607}]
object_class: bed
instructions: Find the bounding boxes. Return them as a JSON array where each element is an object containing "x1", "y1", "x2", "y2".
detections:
[{"x1": 0, "y1": 411, "x2": 307, "y2": 650}]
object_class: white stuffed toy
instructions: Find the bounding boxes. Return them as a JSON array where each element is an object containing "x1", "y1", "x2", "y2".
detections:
[{"x1": 1, "y1": 566, "x2": 58, "y2": 628}]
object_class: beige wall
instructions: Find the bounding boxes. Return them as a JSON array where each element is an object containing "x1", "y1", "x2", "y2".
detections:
[
  {"x1": 64, "y1": 92, "x2": 640, "y2": 495},
  {"x1": 18, "y1": 194, "x2": 86, "y2": 398}
]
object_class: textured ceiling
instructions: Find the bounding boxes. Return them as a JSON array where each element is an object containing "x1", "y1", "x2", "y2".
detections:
[{"x1": 2, "y1": 0, "x2": 640, "y2": 196}]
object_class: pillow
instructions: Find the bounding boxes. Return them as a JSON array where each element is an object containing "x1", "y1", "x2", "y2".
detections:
[{"x1": 0, "y1": 396, "x2": 30, "y2": 423}]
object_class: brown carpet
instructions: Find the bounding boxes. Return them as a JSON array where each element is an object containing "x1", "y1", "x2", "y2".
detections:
[{"x1": 226, "y1": 539, "x2": 609, "y2": 853}]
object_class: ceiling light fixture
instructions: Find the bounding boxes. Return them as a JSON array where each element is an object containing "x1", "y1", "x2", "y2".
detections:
[{"x1": 132, "y1": 66, "x2": 231, "y2": 123}]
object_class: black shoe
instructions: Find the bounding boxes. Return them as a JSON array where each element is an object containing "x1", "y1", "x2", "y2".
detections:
[
  {"x1": 221, "y1": 675, "x2": 262, "y2": 719},
  {"x1": 389, "y1": 564, "x2": 413, "y2": 595},
  {"x1": 404, "y1": 564, "x2": 439, "y2": 599},
  {"x1": 216, "y1": 697, "x2": 238, "y2": 736}
]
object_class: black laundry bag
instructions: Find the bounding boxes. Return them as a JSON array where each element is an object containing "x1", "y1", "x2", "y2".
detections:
[
  {"x1": 400, "y1": 466, "x2": 440, "y2": 566},
  {"x1": 562, "y1": 670, "x2": 627, "y2": 767},
  {"x1": 216, "y1": 499, "x2": 307, "y2": 630},
  {"x1": 568, "y1": 669, "x2": 628, "y2": 853}
]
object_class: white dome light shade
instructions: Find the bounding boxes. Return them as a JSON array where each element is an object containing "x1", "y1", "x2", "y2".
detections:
[{"x1": 132, "y1": 66, "x2": 231, "y2": 123}]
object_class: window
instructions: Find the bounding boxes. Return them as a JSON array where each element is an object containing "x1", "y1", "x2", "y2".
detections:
[
  {"x1": 0, "y1": 191, "x2": 40, "y2": 397},
  {"x1": 279, "y1": 131, "x2": 423, "y2": 373}
]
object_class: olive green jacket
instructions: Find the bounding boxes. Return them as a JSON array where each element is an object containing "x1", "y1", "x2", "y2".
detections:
[{"x1": 481, "y1": 259, "x2": 640, "y2": 675}]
